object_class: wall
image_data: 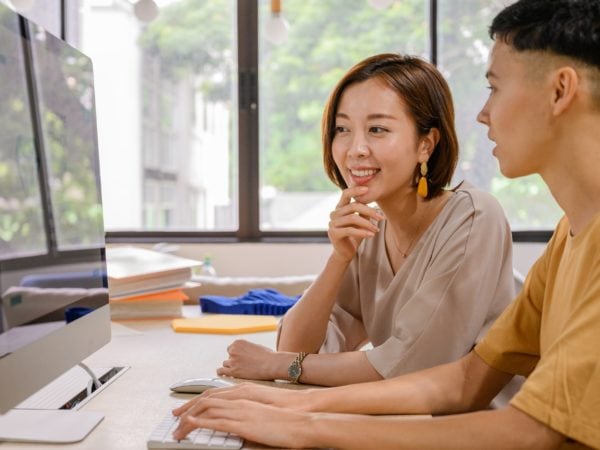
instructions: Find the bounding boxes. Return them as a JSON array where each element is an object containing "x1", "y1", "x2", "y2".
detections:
[{"x1": 112, "y1": 242, "x2": 546, "y2": 279}]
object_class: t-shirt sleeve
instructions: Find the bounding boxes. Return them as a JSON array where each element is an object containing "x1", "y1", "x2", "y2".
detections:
[
  {"x1": 320, "y1": 259, "x2": 369, "y2": 353},
  {"x1": 475, "y1": 217, "x2": 600, "y2": 447},
  {"x1": 367, "y1": 191, "x2": 515, "y2": 377},
  {"x1": 510, "y1": 258, "x2": 600, "y2": 447}
]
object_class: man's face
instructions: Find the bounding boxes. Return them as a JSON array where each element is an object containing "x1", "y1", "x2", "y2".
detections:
[{"x1": 477, "y1": 42, "x2": 554, "y2": 179}]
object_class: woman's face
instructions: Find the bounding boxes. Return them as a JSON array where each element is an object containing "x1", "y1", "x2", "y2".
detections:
[{"x1": 332, "y1": 78, "x2": 429, "y2": 205}]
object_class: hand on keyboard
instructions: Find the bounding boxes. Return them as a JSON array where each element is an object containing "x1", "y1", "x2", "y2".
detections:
[{"x1": 147, "y1": 404, "x2": 243, "y2": 450}]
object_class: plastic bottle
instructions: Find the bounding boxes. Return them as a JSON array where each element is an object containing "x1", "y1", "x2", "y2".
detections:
[{"x1": 200, "y1": 254, "x2": 217, "y2": 277}]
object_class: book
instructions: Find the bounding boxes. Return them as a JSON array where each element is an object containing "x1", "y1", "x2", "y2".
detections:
[
  {"x1": 171, "y1": 315, "x2": 278, "y2": 334},
  {"x1": 109, "y1": 289, "x2": 188, "y2": 320},
  {"x1": 106, "y1": 246, "x2": 201, "y2": 298}
]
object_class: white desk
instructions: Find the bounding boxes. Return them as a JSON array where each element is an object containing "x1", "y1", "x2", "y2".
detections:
[{"x1": 0, "y1": 306, "x2": 278, "y2": 449}]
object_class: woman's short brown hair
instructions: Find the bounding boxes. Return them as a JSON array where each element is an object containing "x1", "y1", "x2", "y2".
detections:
[{"x1": 322, "y1": 53, "x2": 459, "y2": 199}]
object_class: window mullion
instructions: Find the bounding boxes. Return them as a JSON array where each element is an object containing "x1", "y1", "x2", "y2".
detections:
[
  {"x1": 237, "y1": 0, "x2": 260, "y2": 240},
  {"x1": 430, "y1": 0, "x2": 437, "y2": 65}
]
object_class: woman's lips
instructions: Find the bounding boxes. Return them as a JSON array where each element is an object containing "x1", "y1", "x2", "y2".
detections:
[{"x1": 349, "y1": 168, "x2": 379, "y2": 186}]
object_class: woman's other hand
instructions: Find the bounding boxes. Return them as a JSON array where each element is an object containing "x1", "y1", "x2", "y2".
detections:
[{"x1": 217, "y1": 339, "x2": 292, "y2": 381}]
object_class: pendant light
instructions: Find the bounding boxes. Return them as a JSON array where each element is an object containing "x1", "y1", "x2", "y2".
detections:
[{"x1": 264, "y1": 0, "x2": 289, "y2": 45}]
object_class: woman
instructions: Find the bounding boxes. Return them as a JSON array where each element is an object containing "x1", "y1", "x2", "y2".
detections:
[{"x1": 217, "y1": 53, "x2": 514, "y2": 387}]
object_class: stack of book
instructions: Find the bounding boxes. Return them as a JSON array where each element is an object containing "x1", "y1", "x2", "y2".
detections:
[{"x1": 106, "y1": 246, "x2": 201, "y2": 320}]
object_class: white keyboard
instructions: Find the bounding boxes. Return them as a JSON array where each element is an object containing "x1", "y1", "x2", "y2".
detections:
[{"x1": 147, "y1": 407, "x2": 243, "y2": 449}]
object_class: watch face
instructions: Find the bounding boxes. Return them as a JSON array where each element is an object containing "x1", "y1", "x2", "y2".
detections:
[{"x1": 288, "y1": 363, "x2": 301, "y2": 379}]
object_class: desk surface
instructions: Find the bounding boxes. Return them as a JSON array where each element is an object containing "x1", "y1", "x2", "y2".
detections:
[{"x1": 1, "y1": 306, "x2": 279, "y2": 449}]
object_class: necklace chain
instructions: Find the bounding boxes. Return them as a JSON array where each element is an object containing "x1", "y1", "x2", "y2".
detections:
[
  {"x1": 389, "y1": 207, "x2": 425, "y2": 259},
  {"x1": 388, "y1": 194, "x2": 446, "y2": 260}
]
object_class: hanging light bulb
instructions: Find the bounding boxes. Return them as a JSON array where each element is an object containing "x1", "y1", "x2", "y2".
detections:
[
  {"x1": 134, "y1": 0, "x2": 159, "y2": 23},
  {"x1": 367, "y1": 0, "x2": 394, "y2": 10},
  {"x1": 9, "y1": 0, "x2": 35, "y2": 12},
  {"x1": 264, "y1": 0, "x2": 289, "y2": 45}
]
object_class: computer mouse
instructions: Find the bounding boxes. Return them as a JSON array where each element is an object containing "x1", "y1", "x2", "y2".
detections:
[{"x1": 169, "y1": 377, "x2": 235, "y2": 393}]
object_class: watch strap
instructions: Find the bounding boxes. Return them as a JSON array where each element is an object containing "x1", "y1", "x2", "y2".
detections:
[{"x1": 289, "y1": 351, "x2": 308, "y2": 384}]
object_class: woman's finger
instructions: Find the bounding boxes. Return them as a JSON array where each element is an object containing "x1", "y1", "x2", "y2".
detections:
[
  {"x1": 330, "y1": 212, "x2": 380, "y2": 234},
  {"x1": 335, "y1": 186, "x2": 368, "y2": 209}
]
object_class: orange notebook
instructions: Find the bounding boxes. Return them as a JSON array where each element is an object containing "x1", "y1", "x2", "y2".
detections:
[
  {"x1": 110, "y1": 289, "x2": 189, "y2": 303},
  {"x1": 110, "y1": 289, "x2": 188, "y2": 320},
  {"x1": 171, "y1": 315, "x2": 278, "y2": 334}
]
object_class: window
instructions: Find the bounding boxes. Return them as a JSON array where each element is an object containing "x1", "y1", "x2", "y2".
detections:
[
  {"x1": 68, "y1": 0, "x2": 237, "y2": 232},
  {"x1": 0, "y1": 0, "x2": 62, "y2": 37},
  {"x1": 438, "y1": 0, "x2": 561, "y2": 231},
  {"x1": 30, "y1": 20, "x2": 104, "y2": 249},
  {"x1": 12, "y1": 0, "x2": 555, "y2": 241},
  {"x1": 0, "y1": 3, "x2": 105, "y2": 262},
  {"x1": 258, "y1": 0, "x2": 428, "y2": 230},
  {"x1": 0, "y1": 9, "x2": 47, "y2": 258}
]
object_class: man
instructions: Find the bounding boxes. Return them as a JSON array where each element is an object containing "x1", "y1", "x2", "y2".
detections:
[{"x1": 173, "y1": 1, "x2": 600, "y2": 448}]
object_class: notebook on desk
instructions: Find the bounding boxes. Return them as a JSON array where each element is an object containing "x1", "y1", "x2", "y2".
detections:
[{"x1": 171, "y1": 315, "x2": 278, "y2": 334}]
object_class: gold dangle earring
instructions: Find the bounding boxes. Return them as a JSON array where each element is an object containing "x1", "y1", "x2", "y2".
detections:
[{"x1": 417, "y1": 161, "x2": 428, "y2": 198}]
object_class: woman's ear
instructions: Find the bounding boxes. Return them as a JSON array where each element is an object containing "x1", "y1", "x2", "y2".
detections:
[
  {"x1": 552, "y1": 66, "x2": 579, "y2": 116},
  {"x1": 419, "y1": 128, "x2": 440, "y2": 160}
]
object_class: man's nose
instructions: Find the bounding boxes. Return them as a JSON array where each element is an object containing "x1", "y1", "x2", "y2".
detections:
[{"x1": 477, "y1": 103, "x2": 489, "y2": 125}]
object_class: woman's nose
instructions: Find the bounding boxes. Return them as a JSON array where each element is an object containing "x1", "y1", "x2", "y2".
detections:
[{"x1": 349, "y1": 143, "x2": 369, "y2": 158}]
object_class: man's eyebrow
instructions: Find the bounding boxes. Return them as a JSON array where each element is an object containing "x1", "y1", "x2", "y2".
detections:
[{"x1": 485, "y1": 70, "x2": 498, "y2": 79}]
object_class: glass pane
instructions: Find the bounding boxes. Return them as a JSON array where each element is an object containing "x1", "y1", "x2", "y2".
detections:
[
  {"x1": 68, "y1": 0, "x2": 238, "y2": 231},
  {"x1": 438, "y1": 0, "x2": 562, "y2": 230},
  {"x1": 259, "y1": 0, "x2": 428, "y2": 230},
  {"x1": 0, "y1": 0, "x2": 61, "y2": 37},
  {"x1": 0, "y1": 8, "x2": 46, "y2": 259},
  {"x1": 29, "y1": 20, "x2": 104, "y2": 250}
]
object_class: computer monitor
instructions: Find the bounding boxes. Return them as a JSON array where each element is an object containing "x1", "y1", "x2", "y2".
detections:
[{"x1": 0, "y1": 3, "x2": 112, "y2": 442}]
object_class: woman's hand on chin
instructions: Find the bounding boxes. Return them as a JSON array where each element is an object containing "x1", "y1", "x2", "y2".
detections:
[{"x1": 329, "y1": 186, "x2": 384, "y2": 262}]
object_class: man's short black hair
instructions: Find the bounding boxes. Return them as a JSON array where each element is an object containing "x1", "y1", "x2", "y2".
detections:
[{"x1": 490, "y1": 0, "x2": 600, "y2": 70}]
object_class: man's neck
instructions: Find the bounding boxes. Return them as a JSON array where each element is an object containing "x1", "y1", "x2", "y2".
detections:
[{"x1": 541, "y1": 116, "x2": 600, "y2": 235}]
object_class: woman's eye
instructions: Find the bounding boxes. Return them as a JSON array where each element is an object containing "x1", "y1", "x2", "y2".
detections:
[
  {"x1": 334, "y1": 126, "x2": 348, "y2": 134},
  {"x1": 369, "y1": 126, "x2": 387, "y2": 134}
]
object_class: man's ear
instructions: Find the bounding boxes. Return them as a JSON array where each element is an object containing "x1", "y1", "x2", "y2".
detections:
[{"x1": 552, "y1": 66, "x2": 579, "y2": 116}]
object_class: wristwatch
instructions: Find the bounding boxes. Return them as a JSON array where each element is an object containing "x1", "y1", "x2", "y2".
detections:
[{"x1": 287, "y1": 352, "x2": 308, "y2": 384}]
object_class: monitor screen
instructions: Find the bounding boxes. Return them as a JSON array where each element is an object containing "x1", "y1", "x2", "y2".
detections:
[{"x1": 0, "y1": 2, "x2": 110, "y2": 416}]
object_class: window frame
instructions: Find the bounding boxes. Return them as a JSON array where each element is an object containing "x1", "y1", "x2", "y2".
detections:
[{"x1": 58, "y1": 0, "x2": 551, "y2": 245}]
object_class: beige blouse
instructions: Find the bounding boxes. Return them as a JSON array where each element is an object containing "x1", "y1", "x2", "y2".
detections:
[{"x1": 321, "y1": 183, "x2": 515, "y2": 378}]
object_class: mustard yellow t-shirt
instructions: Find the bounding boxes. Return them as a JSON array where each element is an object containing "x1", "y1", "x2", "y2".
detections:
[{"x1": 475, "y1": 214, "x2": 600, "y2": 449}]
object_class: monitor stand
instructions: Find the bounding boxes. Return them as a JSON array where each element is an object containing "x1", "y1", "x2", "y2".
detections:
[
  {"x1": 0, "y1": 364, "x2": 127, "y2": 443},
  {"x1": 0, "y1": 409, "x2": 104, "y2": 443}
]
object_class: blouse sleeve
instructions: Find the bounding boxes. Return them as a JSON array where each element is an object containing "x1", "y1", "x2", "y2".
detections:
[
  {"x1": 320, "y1": 258, "x2": 369, "y2": 353},
  {"x1": 474, "y1": 234, "x2": 552, "y2": 376},
  {"x1": 367, "y1": 190, "x2": 515, "y2": 378}
]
